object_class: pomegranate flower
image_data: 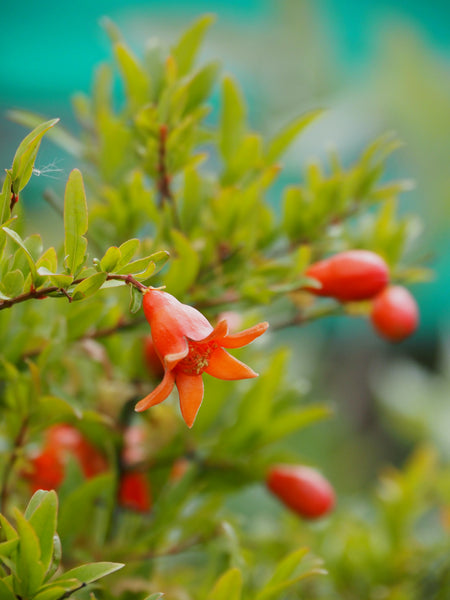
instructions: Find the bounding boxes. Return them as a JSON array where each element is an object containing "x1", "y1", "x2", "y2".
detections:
[{"x1": 135, "y1": 288, "x2": 269, "y2": 427}]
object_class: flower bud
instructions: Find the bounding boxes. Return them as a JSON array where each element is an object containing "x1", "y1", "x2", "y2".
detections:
[
  {"x1": 305, "y1": 250, "x2": 389, "y2": 302},
  {"x1": 266, "y1": 464, "x2": 335, "y2": 519},
  {"x1": 370, "y1": 285, "x2": 419, "y2": 342}
]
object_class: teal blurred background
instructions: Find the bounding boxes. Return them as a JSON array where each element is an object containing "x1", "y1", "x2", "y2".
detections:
[{"x1": 1, "y1": 0, "x2": 449, "y2": 337}]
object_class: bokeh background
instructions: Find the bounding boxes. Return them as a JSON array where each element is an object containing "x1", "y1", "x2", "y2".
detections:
[{"x1": 2, "y1": 0, "x2": 450, "y2": 491}]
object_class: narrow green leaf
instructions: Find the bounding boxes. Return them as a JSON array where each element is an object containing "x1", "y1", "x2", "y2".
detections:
[
  {"x1": 0, "y1": 579, "x2": 16, "y2": 600},
  {"x1": 53, "y1": 561, "x2": 124, "y2": 585},
  {"x1": 33, "y1": 586, "x2": 74, "y2": 600},
  {"x1": 1, "y1": 269, "x2": 24, "y2": 297},
  {"x1": 265, "y1": 109, "x2": 324, "y2": 164},
  {"x1": 129, "y1": 286, "x2": 143, "y2": 314},
  {"x1": 71, "y1": 272, "x2": 108, "y2": 301},
  {"x1": 13, "y1": 509, "x2": 45, "y2": 597},
  {"x1": 263, "y1": 548, "x2": 310, "y2": 587},
  {"x1": 172, "y1": 14, "x2": 216, "y2": 77},
  {"x1": 118, "y1": 238, "x2": 140, "y2": 266},
  {"x1": 163, "y1": 230, "x2": 199, "y2": 296},
  {"x1": 0, "y1": 538, "x2": 19, "y2": 559},
  {"x1": 26, "y1": 491, "x2": 58, "y2": 573},
  {"x1": 64, "y1": 169, "x2": 88, "y2": 275},
  {"x1": 36, "y1": 246, "x2": 58, "y2": 272},
  {"x1": 11, "y1": 118, "x2": 59, "y2": 192},
  {"x1": 8, "y1": 110, "x2": 82, "y2": 157},
  {"x1": 115, "y1": 256, "x2": 154, "y2": 276},
  {"x1": 36, "y1": 267, "x2": 73, "y2": 289},
  {"x1": 143, "y1": 594, "x2": 165, "y2": 600},
  {"x1": 0, "y1": 172, "x2": 12, "y2": 225},
  {"x1": 0, "y1": 515, "x2": 17, "y2": 541},
  {"x1": 184, "y1": 61, "x2": 220, "y2": 114},
  {"x1": 257, "y1": 569, "x2": 325, "y2": 600},
  {"x1": 100, "y1": 246, "x2": 121, "y2": 272},
  {"x1": 2, "y1": 226, "x2": 37, "y2": 281},
  {"x1": 114, "y1": 42, "x2": 151, "y2": 109},
  {"x1": 207, "y1": 568, "x2": 242, "y2": 600},
  {"x1": 220, "y1": 77, "x2": 246, "y2": 162}
]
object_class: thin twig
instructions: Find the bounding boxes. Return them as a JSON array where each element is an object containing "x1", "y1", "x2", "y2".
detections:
[
  {"x1": 0, "y1": 417, "x2": 29, "y2": 513},
  {"x1": 157, "y1": 124, "x2": 173, "y2": 209},
  {"x1": 0, "y1": 273, "x2": 148, "y2": 311}
]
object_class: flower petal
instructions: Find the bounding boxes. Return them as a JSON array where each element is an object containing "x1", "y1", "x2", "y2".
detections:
[
  {"x1": 164, "y1": 345, "x2": 189, "y2": 370},
  {"x1": 220, "y1": 321, "x2": 269, "y2": 348},
  {"x1": 204, "y1": 347, "x2": 258, "y2": 380},
  {"x1": 176, "y1": 373, "x2": 204, "y2": 428},
  {"x1": 135, "y1": 369, "x2": 175, "y2": 412},
  {"x1": 199, "y1": 319, "x2": 229, "y2": 343}
]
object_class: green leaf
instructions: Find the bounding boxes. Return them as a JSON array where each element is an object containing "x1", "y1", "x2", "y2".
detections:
[
  {"x1": 2, "y1": 226, "x2": 38, "y2": 282},
  {"x1": 0, "y1": 579, "x2": 16, "y2": 600},
  {"x1": 256, "y1": 548, "x2": 325, "y2": 600},
  {"x1": 114, "y1": 42, "x2": 151, "y2": 109},
  {"x1": 8, "y1": 110, "x2": 82, "y2": 157},
  {"x1": 163, "y1": 230, "x2": 199, "y2": 296},
  {"x1": 129, "y1": 286, "x2": 143, "y2": 314},
  {"x1": 146, "y1": 250, "x2": 170, "y2": 275},
  {"x1": 64, "y1": 169, "x2": 88, "y2": 276},
  {"x1": 13, "y1": 509, "x2": 45, "y2": 597},
  {"x1": 207, "y1": 568, "x2": 242, "y2": 600},
  {"x1": 263, "y1": 548, "x2": 309, "y2": 587},
  {"x1": 0, "y1": 172, "x2": 12, "y2": 226},
  {"x1": 260, "y1": 406, "x2": 331, "y2": 446},
  {"x1": 117, "y1": 238, "x2": 140, "y2": 267},
  {"x1": 143, "y1": 594, "x2": 165, "y2": 600},
  {"x1": 26, "y1": 491, "x2": 58, "y2": 574},
  {"x1": 33, "y1": 394, "x2": 80, "y2": 426},
  {"x1": 172, "y1": 14, "x2": 216, "y2": 77},
  {"x1": 1, "y1": 269, "x2": 25, "y2": 297},
  {"x1": 10, "y1": 118, "x2": 59, "y2": 193},
  {"x1": 100, "y1": 246, "x2": 121, "y2": 272},
  {"x1": 53, "y1": 561, "x2": 124, "y2": 585},
  {"x1": 265, "y1": 109, "x2": 324, "y2": 164},
  {"x1": 0, "y1": 515, "x2": 18, "y2": 541},
  {"x1": 184, "y1": 61, "x2": 220, "y2": 115},
  {"x1": 115, "y1": 256, "x2": 155, "y2": 277},
  {"x1": 220, "y1": 77, "x2": 246, "y2": 162},
  {"x1": 71, "y1": 272, "x2": 108, "y2": 301},
  {"x1": 33, "y1": 585, "x2": 75, "y2": 600},
  {"x1": 36, "y1": 268, "x2": 73, "y2": 289},
  {"x1": 36, "y1": 246, "x2": 58, "y2": 273},
  {"x1": 0, "y1": 538, "x2": 19, "y2": 559}
]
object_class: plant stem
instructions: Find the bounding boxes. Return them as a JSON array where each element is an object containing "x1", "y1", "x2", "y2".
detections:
[
  {"x1": 0, "y1": 417, "x2": 29, "y2": 513},
  {"x1": 0, "y1": 274, "x2": 147, "y2": 311}
]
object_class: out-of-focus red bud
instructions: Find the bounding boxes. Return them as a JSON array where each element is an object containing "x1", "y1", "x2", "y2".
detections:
[
  {"x1": 305, "y1": 250, "x2": 389, "y2": 302},
  {"x1": 370, "y1": 285, "x2": 419, "y2": 342},
  {"x1": 118, "y1": 471, "x2": 152, "y2": 512},
  {"x1": 266, "y1": 464, "x2": 335, "y2": 519},
  {"x1": 23, "y1": 448, "x2": 65, "y2": 493}
]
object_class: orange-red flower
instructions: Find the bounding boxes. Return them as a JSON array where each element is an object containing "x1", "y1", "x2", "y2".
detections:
[{"x1": 135, "y1": 288, "x2": 269, "y2": 428}]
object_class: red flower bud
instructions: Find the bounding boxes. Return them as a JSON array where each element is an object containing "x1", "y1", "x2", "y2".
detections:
[
  {"x1": 23, "y1": 425, "x2": 108, "y2": 493},
  {"x1": 370, "y1": 285, "x2": 419, "y2": 342},
  {"x1": 266, "y1": 465, "x2": 335, "y2": 519},
  {"x1": 46, "y1": 424, "x2": 108, "y2": 478},
  {"x1": 118, "y1": 471, "x2": 152, "y2": 512},
  {"x1": 305, "y1": 250, "x2": 389, "y2": 302},
  {"x1": 23, "y1": 447, "x2": 65, "y2": 493}
]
